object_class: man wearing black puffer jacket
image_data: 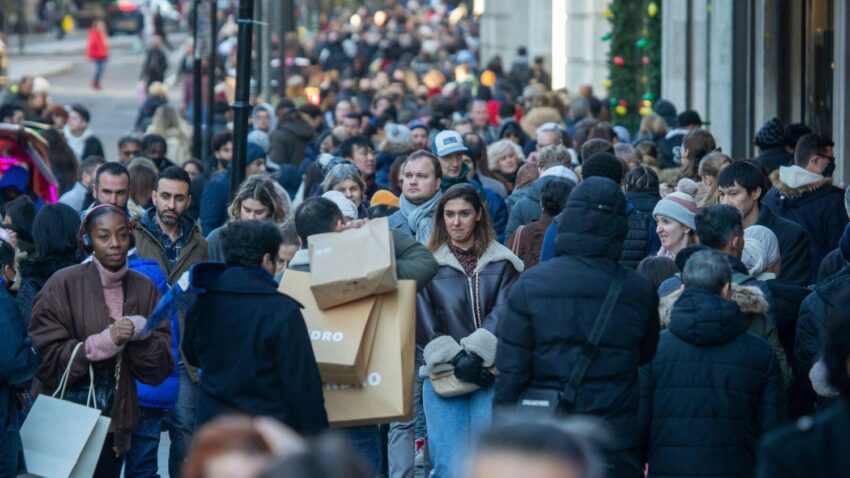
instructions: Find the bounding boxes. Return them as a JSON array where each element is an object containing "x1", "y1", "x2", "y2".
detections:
[
  {"x1": 496, "y1": 177, "x2": 660, "y2": 478},
  {"x1": 640, "y1": 249, "x2": 786, "y2": 478}
]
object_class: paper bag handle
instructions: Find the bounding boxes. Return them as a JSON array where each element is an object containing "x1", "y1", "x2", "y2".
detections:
[{"x1": 52, "y1": 341, "x2": 101, "y2": 411}]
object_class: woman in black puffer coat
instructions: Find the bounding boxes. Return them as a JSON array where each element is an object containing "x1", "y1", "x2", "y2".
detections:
[
  {"x1": 16, "y1": 204, "x2": 81, "y2": 323},
  {"x1": 418, "y1": 184, "x2": 523, "y2": 478}
]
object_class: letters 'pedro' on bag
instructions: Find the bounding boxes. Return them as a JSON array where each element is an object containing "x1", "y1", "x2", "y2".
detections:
[
  {"x1": 308, "y1": 217, "x2": 397, "y2": 310},
  {"x1": 280, "y1": 270, "x2": 381, "y2": 385}
]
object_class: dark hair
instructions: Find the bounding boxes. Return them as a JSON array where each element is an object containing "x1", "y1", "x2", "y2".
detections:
[
  {"x1": 118, "y1": 135, "x2": 141, "y2": 149},
  {"x1": 4, "y1": 196, "x2": 36, "y2": 234},
  {"x1": 824, "y1": 288, "x2": 850, "y2": 397},
  {"x1": 498, "y1": 102, "x2": 516, "y2": 118},
  {"x1": 681, "y1": 129, "x2": 717, "y2": 180},
  {"x1": 40, "y1": 128, "x2": 78, "y2": 190},
  {"x1": 32, "y1": 203, "x2": 81, "y2": 257},
  {"x1": 82, "y1": 204, "x2": 130, "y2": 238},
  {"x1": 212, "y1": 131, "x2": 234, "y2": 152},
  {"x1": 69, "y1": 103, "x2": 91, "y2": 123},
  {"x1": 784, "y1": 123, "x2": 812, "y2": 150},
  {"x1": 278, "y1": 220, "x2": 301, "y2": 246},
  {"x1": 155, "y1": 165, "x2": 191, "y2": 190},
  {"x1": 0, "y1": 239, "x2": 14, "y2": 269},
  {"x1": 183, "y1": 158, "x2": 204, "y2": 173},
  {"x1": 388, "y1": 156, "x2": 407, "y2": 196},
  {"x1": 141, "y1": 133, "x2": 167, "y2": 152},
  {"x1": 794, "y1": 133, "x2": 826, "y2": 167},
  {"x1": 428, "y1": 184, "x2": 494, "y2": 257},
  {"x1": 580, "y1": 138, "x2": 614, "y2": 162},
  {"x1": 582, "y1": 152, "x2": 624, "y2": 184},
  {"x1": 624, "y1": 166, "x2": 659, "y2": 194},
  {"x1": 540, "y1": 177, "x2": 574, "y2": 216},
  {"x1": 340, "y1": 136, "x2": 372, "y2": 159},
  {"x1": 345, "y1": 112, "x2": 362, "y2": 121},
  {"x1": 368, "y1": 204, "x2": 399, "y2": 219},
  {"x1": 695, "y1": 204, "x2": 743, "y2": 250},
  {"x1": 80, "y1": 156, "x2": 107, "y2": 178},
  {"x1": 682, "y1": 249, "x2": 733, "y2": 294},
  {"x1": 95, "y1": 162, "x2": 130, "y2": 187},
  {"x1": 717, "y1": 160, "x2": 767, "y2": 200},
  {"x1": 128, "y1": 160, "x2": 157, "y2": 206},
  {"x1": 294, "y1": 197, "x2": 344, "y2": 245},
  {"x1": 0, "y1": 103, "x2": 24, "y2": 120},
  {"x1": 637, "y1": 256, "x2": 679, "y2": 292},
  {"x1": 220, "y1": 220, "x2": 283, "y2": 268}
]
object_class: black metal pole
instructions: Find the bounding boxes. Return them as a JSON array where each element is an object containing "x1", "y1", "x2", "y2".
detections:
[
  {"x1": 230, "y1": 0, "x2": 255, "y2": 197},
  {"x1": 204, "y1": 0, "x2": 217, "y2": 163},
  {"x1": 192, "y1": 0, "x2": 202, "y2": 159}
]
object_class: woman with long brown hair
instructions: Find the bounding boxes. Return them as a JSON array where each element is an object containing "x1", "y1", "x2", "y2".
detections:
[{"x1": 418, "y1": 183, "x2": 523, "y2": 478}]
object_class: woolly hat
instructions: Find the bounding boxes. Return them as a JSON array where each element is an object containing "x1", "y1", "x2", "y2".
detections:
[
  {"x1": 742, "y1": 225, "x2": 781, "y2": 277},
  {"x1": 322, "y1": 191, "x2": 359, "y2": 220},
  {"x1": 384, "y1": 124, "x2": 411, "y2": 145},
  {"x1": 652, "y1": 179, "x2": 698, "y2": 230},
  {"x1": 755, "y1": 117, "x2": 785, "y2": 149},
  {"x1": 407, "y1": 119, "x2": 429, "y2": 133},
  {"x1": 371, "y1": 189, "x2": 400, "y2": 208},
  {"x1": 247, "y1": 142, "x2": 266, "y2": 164}
]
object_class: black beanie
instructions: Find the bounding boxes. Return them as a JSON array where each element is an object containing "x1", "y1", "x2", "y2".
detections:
[{"x1": 582, "y1": 153, "x2": 624, "y2": 184}]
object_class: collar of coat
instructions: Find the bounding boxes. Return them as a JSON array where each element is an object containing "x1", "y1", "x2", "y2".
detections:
[
  {"x1": 770, "y1": 167, "x2": 835, "y2": 198},
  {"x1": 659, "y1": 282, "x2": 768, "y2": 328},
  {"x1": 432, "y1": 240, "x2": 524, "y2": 275}
]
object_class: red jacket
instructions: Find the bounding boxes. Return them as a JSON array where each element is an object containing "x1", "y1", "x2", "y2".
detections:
[{"x1": 86, "y1": 27, "x2": 109, "y2": 61}]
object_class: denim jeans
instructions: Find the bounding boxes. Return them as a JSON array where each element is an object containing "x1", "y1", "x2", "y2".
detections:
[
  {"x1": 342, "y1": 425, "x2": 383, "y2": 475},
  {"x1": 165, "y1": 365, "x2": 198, "y2": 478},
  {"x1": 93, "y1": 60, "x2": 106, "y2": 84},
  {"x1": 422, "y1": 379, "x2": 494, "y2": 478},
  {"x1": 124, "y1": 407, "x2": 167, "y2": 477}
]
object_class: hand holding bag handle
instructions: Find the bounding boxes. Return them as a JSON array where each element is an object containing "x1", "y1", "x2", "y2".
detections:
[{"x1": 52, "y1": 342, "x2": 101, "y2": 411}]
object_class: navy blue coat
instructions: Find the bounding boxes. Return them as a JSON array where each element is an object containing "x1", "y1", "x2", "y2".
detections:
[
  {"x1": 762, "y1": 175, "x2": 848, "y2": 281},
  {"x1": 199, "y1": 170, "x2": 230, "y2": 237},
  {"x1": 0, "y1": 283, "x2": 38, "y2": 475},
  {"x1": 640, "y1": 288, "x2": 786, "y2": 478},
  {"x1": 184, "y1": 265, "x2": 328, "y2": 434},
  {"x1": 496, "y1": 178, "x2": 659, "y2": 476}
]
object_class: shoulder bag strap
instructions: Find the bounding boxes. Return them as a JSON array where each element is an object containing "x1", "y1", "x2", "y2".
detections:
[
  {"x1": 511, "y1": 225, "x2": 524, "y2": 255},
  {"x1": 561, "y1": 267, "x2": 625, "y2": 405}
]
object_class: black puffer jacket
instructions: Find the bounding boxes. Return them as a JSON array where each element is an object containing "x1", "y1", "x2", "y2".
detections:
[
  {"x1": 626, "y1": 191, "x2": 660, "y2": 217},
  {"x1": 621, "y1": 207, "x2": 651, "y2": 269},
  {"x1": 16, "y1": 254, "x2": 80, "y2": 324},
  {"x1": 419, "y1": 241, "x2": 522, "y2": 369},
  {"x1": 640, "y1": 287, "x2": 786, "y2": 478},
  {"x1": 496, "y1": 177, "x2": 659, "y2": 476}
]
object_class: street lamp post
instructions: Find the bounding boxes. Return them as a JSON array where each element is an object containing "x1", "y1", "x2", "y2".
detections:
[
  {"x1": 192, "y1": 0, "x2": 202, "y2": 159},
  {"x1": 230, "y1": 0, "x2": 255, "y2": 197},
  {"x1": 205, "y1": 0, "x2": 217, "y2": 163}
]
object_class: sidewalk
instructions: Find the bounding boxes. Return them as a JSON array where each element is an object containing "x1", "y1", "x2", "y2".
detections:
[
  {"x1": 7, "y1": 57, "x2": 75, "y2": 80},
  {"x1": 8, "y1": 31, "x2": 138, "y2": 57}
]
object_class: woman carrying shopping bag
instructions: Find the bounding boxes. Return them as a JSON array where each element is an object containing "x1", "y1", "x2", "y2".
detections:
[
  {"x1": 28, "y1": 204, "x2": 172, "y2": 477},
  {"x1": 418, "y1": 184, "x2": 523, "y2": 478}
]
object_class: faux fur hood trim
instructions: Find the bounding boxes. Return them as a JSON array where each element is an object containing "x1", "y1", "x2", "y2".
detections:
[
  {"x1": 433, "y1": 241, "x2": 525, "y2": 274},
  {"x1": 770, "y1": 168, "x2": 835, "y2": 199},
  {"x1": 659, "y1": 283, "x2": 769, "y2": 327}
]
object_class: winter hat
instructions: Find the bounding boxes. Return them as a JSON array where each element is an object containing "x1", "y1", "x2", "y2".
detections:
[
  {"x1": 653, "y1": 99, "x2": 677, "y2": 128},
  {"x1": 754, "y1": 117, "x2": 785, "y2": 149},
  {"x1": 32, "y1": 76, "x2": 50, "y2": 95},
  {"x1": 384, "y1": 124, "x2": 412, "y2": 145},
  {"x1": 322, "y1": 191, "x2": 359, "y2": 220},
  {"x1": 371, "y1": 190, "x2": 400, "y2": 208},
  {"x1": 432, "y1": 130, "x2": 469, "y2": 157},
  {"x1": 555, "y1": 177, "x2": 628, "y2": 259},
  {"x1": 407, "y1": 119, "x2": 429, "y2": 133},
  {"x1": 613, "y1": 125, "x2": 631, "y2": 144},
  {"x1": 247, "y1": 142, "x2": 266, "y2": 164},
  {"x1": 677, "y1": 110, "x2": 703, "y2": 128},
  {"x1": 742, "y1": 225, "x2": 781, "y2": 277},
  {"x1": 582, "y1": 153, "x2": 624, "y2": 184},
  {"x1": 652, "y1": 179, "x2": 698, "y2": 230}
]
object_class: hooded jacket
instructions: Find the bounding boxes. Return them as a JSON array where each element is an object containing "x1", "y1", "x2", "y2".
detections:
[
  {"x1": 496, "y1": 177, "x2": 660, "y2": 472},
  {"x1": 183, "y1": 265, "x2": 328, "y2": 434},
  {"x1": 763, "y1": 167, "x2": 848, "y2": 280},
  {"x1": 418, "y1": 241, "x2": 523, "y2": 372},
  {"x1": 269, "y1": 117, "x2": 316, "y2": 167},
  {"x1": 504, "y1": 175, "x2": 574, "y2": 241},
  {"x1": 640, "y1": 288, "x2": 786, "y2": 478}
]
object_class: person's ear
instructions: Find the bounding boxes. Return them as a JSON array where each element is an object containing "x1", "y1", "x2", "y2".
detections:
[
  {"x1": 335, "y1": 220, "x2": 345, "y2": 232},
  {"x1": 435, "y1": 177, "x2": 441, "y2": 190},
  {"x1": 753, "y1": 186, "x2": 762, "y2": 200},
  {"x1": 721, "y1": 282, "x2": 732, "y2": 299},
  {"x1": 150, "y1": 189, "x2": 157, "y2": 203}
]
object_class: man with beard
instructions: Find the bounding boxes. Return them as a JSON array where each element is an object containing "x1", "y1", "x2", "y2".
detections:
[{"x1": 133, "y1": 166, "x2": 207, "y2": 476}]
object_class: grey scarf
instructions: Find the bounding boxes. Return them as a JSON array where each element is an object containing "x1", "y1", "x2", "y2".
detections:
[{"x1": 400, "y1": 190, "x2": 443, "y2": 243}]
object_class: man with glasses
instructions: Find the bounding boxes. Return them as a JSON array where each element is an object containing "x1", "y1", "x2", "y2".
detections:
[
  {"x1": 118, "y1": 135, "x2": 142, "y2": 166},
  {"x1": 763, "y1": 133, "x2": 848, "y2": 280}
]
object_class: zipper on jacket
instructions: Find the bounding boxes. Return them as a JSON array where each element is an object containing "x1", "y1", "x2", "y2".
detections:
[{"x1": 467, "y1": 276, "x2": 478, "y2": 330}]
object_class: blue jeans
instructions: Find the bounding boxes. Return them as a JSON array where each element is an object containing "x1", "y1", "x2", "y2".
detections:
[
  {"x1": 93, "y1": 60, "x2": 106, "y2": 84},
  {"x1": 422, "y1": 379, "x2": 494, "y2": 478},
  {"x1": 124, "y1": 407, "x2": 166, "y2": 477},
  {"x1": 342, "y1": 425, "x2": 383, "y2": 475},
  {"x1": 165, "y1": 365, "x2": 198, "y2": 478}
]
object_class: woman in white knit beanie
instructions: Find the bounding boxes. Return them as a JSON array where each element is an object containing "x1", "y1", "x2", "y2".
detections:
[
  {"x1": 653, "y1": 178, "x2": 699, "y2": 259},
  {"x1": 742, "y1": 225, "x2": 781, "y2": 280}
]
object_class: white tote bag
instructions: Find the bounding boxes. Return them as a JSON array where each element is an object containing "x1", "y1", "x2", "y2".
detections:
[{"x1": 21, "y1": 342, "x2": 112, "y2": 478}]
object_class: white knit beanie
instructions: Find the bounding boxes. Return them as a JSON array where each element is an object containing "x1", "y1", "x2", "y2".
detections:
[
  {"x1": 742, "y1": 225, "x2": 781, "y2": 277},
  {"x1": 652, "y1": 179, "x2": 698, "y2": 230},
  {"x1": 322, "y1": 191, "x2": 359, "y2": 220}
]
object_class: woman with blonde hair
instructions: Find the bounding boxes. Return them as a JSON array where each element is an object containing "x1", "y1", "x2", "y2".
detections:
[
  {"x1": 205, "y1": 175, "x2": 289, "y2": 262},
  {"x1": 696, "y1": 152, "x2": 733, "y2": 206},
  {"x1": 147, "y1": 104, "x2": 193, "y2": 166},
  {"x1": 634, "y1": 113, "x2": 668, "y2": 144}
]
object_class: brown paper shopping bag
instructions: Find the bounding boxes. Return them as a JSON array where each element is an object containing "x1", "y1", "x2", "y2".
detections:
[
  {"x1": 280, "y1": 271, "x2": 381, "y2": 385},
  {"x1": 324, "y1": 280, "x2": 416, "y2": 427},
  {"x1": 308, "y1": 217, "x2": 397, "y2": 310}
]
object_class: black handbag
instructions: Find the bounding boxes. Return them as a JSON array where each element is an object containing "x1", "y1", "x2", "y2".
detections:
[
  {"x1": 516, "y1": 268, "x2": 624, "y2": 415},
  {"x1": 64, "y1": 355, "x2": 119, "y2": 416}
]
